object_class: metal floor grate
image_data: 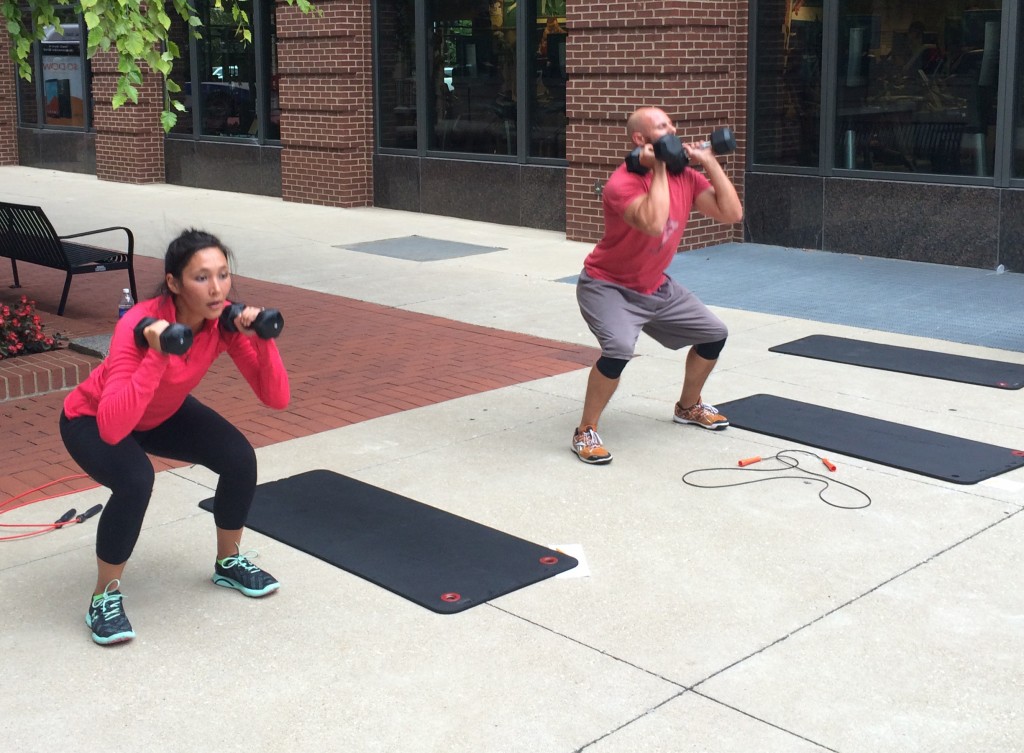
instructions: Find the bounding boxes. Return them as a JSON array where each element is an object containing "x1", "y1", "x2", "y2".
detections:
[{"x1": 337, "y1": 235, "x2": 504, "y2": 261}]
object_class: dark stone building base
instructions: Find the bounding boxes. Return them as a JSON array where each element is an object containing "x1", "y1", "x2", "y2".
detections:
[
  {"x1": 745, "y1": 172, "x2": 1024, "y2": 272},
  {"x1": 17, "y1": 128, "x2": 96, "y2": 175},
  {"x1": 374, "y1": 155, "x2": 566, "y2": 232},
  {"x1": 165, "y1": 140, "x2": 282, "y2": 197}
]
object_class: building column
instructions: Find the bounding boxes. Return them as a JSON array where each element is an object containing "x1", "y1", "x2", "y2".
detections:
[
  {"x1": 565, "y1": 0, "x2": 748, "y2": 247},
  {"x1": 89, "y1": 51, "x2": 165, "y2": 183},
  {"x1": 276, "y1": 0, "x2": 373, "y2": 207}
]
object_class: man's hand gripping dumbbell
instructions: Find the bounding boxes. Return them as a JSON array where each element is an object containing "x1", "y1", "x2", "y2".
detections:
[
  {"x1": 625, "y1": 127, "x2": 736, "y2": 175},
  {"x1": 219, "y1": 302, "x2": 285, "y2": 339}
]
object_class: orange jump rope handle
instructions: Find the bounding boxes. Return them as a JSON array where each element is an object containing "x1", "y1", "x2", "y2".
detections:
[
  {"x1": 822, "y1": 458, "x2": 837, "y2": 472},
  {"x1": 738, "y1": 456, "x2": 762, "y2": 467}
]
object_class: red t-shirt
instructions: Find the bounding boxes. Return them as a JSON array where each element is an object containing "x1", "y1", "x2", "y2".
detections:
[
  {"x1": 584, "y1": 163, "x2": 712, "y2": 294},
  {"x1": 63, "y1": 295, "x2": 290, "y2": 445}
]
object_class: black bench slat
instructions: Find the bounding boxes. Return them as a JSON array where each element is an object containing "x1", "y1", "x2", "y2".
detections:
[{"x1": 0, "y1": 201, "x2": 136, "y2": 315}]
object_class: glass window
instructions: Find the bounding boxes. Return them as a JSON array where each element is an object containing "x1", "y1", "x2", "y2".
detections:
[
  {"x1": 376, "y1": 0, "x2": 567, "y2": 161},
  {"x1": 753, "y1": 0, "x2": 823, "y2": 168},
  {"x1": 377, "y1": 0, "x2": 417, "y2": 149},
  {"x1": 167, "y1": 0, "x2": 278, "y2": 141},
  {"x1": 198, "y1": 0, "x2": 257, "y2": 137},
  {"x1": 528, "y1": 8, "x2": 567, "y2": 158},
  {"x1": 168, "y1": 9, "x2": 195, "y2": 135},
  {"x1": 1014, "y1": 6, "x2": 1024, "y2": 178},
  {"x1": 428, "y1": 0, "x2": 518, "y2": 155},
  {"x1": 835, "y1": 0, "x2": 1002, "y2": 176},
  {"x1": 17, "y1": 10, "x2": 90, "y2": 128}
]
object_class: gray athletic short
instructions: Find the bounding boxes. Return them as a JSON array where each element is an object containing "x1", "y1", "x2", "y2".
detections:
[{"x1": 576, "y1": 270, "x2": 727, "y2": 360}]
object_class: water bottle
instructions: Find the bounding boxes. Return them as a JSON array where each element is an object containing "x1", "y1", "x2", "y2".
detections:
[{"x1": 118, "y1": 288, "x2": 134, "y2": 319}]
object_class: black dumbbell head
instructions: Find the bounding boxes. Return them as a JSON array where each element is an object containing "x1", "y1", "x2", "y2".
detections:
[
  {"x1": 134, "y1": 317, "x2": 157, "y2": 349},
  {"x1": 219, "y1": 302, "x2": 246, "y2": 333},
  {"x1": 133, "y1": 316, "x2": 192, "y2": 355},
  {"x1": 625, "y1": 146, "x2": 649, "y2": 175},
  {"x1": 653, "y1": 134, "x2": 688, "y2": 175},
  {"x1": 710, "y1": 127, "x2": 737, "y2": 155},
  {"x1": 221, "y1": 303, "x2": 284, "y2": 339}
]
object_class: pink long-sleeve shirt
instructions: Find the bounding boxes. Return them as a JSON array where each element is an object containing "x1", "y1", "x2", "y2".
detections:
[{"x1": 63, "y1": 295, "x2": 290, "y2": 445}]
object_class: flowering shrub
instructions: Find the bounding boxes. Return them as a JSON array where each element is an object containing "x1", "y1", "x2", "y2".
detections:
[{"x1": 0, "y1": 296, "x2": 67, "y2": 359}]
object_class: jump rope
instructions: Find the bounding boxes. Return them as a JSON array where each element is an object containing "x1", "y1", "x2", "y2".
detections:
[
  {"x1": 5, "y1": 448, "x2": 871, "y2": 542},
  {"x1": 682, "y1": 449, "x2": 872, "y2": 510},
  {"x1": 0, "y1": 474, "x2": 102, "y2": 542}
]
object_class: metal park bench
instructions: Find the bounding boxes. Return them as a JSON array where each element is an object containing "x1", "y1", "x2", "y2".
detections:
[{"x1": 0, "y1": 201, "x2": 136, "y2": 315}]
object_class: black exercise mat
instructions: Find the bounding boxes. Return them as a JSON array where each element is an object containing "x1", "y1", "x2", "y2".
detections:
[
  {"x1": 770, "y1": 335, "x2": 1024, "y2": 390},
  {"x1": 716, "y1": 394, "x2": 1024, "y2": 485},
  {"x1": 199, "y1": 470, "x2": 577, "y2": 613}
]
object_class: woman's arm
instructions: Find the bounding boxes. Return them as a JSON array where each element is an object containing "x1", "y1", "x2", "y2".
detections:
[
  {"x1": 226, "y1": 334, "x2": 291, "y2": 409},
  {"x1": 94, "y1": 321, "x2": 170, "y2": 444}
]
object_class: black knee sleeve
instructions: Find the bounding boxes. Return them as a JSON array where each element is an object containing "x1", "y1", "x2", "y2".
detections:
[
  {"x1": 694, "y1": 337, "x2": 726, "y2": 361},
  {"x1": 596, "y1": 356, "x2": 629, "y2": 380}
]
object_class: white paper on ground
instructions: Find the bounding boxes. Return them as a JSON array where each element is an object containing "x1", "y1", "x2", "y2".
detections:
[{"x1": 548, "y1": 543, "x2": 590, "y2": 578}]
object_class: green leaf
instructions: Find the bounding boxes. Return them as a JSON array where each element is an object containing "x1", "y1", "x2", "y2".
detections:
[
  {"x1": 160, "y1": 110, "x2": 177, "y2": 132},
  {"x1": 83, "y1": 11, "x2": 100, "y2": 28},
  {"x1": 125, "y1": 31, "x2": 144, "y2": 56}
]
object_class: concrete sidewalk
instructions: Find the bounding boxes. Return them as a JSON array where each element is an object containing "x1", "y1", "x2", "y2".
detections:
[{"x1": 1, "y1": 166, "x2": 1022, "y2": 753}]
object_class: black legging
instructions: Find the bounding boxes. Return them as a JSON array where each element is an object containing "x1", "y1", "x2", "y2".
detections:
[{"x1": 60, "y1": 396, "x2": 257, "y2": 565}]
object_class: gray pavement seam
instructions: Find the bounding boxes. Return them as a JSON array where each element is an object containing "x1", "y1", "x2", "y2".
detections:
[{"x1": 688, "y1": 506, "x2": 1024, "y2": 692}]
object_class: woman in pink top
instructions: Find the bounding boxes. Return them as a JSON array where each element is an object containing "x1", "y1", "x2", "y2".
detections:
[{"x1": 60, "y1": 229, "x2": 290, "y2": 645}]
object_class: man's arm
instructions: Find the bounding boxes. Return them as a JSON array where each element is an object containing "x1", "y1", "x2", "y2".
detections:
[
  {"x1": 623, "y1": 145, "x2": 672, "y2": 236},
  {"x1": 686, "y1": 143, "x2": 744, "y2": 224}
]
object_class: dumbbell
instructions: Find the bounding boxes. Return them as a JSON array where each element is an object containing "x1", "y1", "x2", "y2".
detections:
[
  {"x1": 220, "y1": 303, "x2": 284, "y2": 339},
  {"x1": 133, "y1": 317, "x2": 194, "y2": 356},
  {"x1": 625, "y1": 127, "x2": 737, "y2": 175}
]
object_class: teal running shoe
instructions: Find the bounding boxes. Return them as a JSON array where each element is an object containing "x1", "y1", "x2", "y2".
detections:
[
  {"x1": 212, "y1": 550, "x2": 280, "y2": 597},
  {"x1": 85, "y1": 579, "x2": 136, "y2": 645}
]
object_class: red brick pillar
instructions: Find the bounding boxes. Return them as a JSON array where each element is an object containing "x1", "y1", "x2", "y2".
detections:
[
  {"x1": 565, "y1": 1, "x2": 748, "y2": 247},
  {"x1": 0, "y1": 28, "x2": 18, "y2": 165},
  {"x1": 89, "y1": 51, "x2": 165, "y2": 183},
  {"x1": 276, "y1": 0, "x2": 373, "y2": 207}
]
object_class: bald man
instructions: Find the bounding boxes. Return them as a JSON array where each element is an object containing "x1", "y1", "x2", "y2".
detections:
[{"x1": 572, "y1": 107, "x2": 743, "y2": 464}]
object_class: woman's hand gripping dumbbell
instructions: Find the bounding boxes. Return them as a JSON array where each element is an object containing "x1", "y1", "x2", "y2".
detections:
[
  {"x1": 133, "y1": 318, "x2": 194, "y2": 355},
  {"x1": 219, "y1": 302, "x2": 284, "y2": 339}
]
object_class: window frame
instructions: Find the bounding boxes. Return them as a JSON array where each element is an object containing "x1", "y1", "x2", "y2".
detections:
[
  {"x1": 164, "y1": 0, "x2": 281, "y2": 145},
  {"x1": 749, "y1": 0, "x2": 1023, "y2": 189},
  {"x1": 373, "y1": 0, "x2": 568, "y2": 166},
  {"x1": 16, "y1": 12, "x2": 93, "y2": 131}
]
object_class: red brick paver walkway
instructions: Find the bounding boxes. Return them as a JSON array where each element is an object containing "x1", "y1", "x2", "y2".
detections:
[{"x1": 1, "y1": 257, "x2": 597, "y2": 503}]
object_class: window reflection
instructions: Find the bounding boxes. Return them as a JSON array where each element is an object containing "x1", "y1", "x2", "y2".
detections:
[
  {"x1": 753, "y1": 0, "x2": 822, "y2": 167},
  {"x1": 376, "y1": 0, "x2": 567, "y2": 160},
  {"x1": 40, "y1": 12, "x2": 87, "y2": 128},
  {"x1": 529, "y1": 12, "x2": 567, "y2": 158},
  {"x1": 835, "y1": 0, "x2": 1002, "y2": 176},
  {"x1": 429, "y1": 0, "x2": 518, "y2": 155},
  {"x1": 378, "y1": 0, "x2": 417, "y2": 149},
  {"x1": 1014, "y1": 7, "x2": 1024, "y2": 178},
  {"x1": 167, "y1": 0, "x2": 278, "y2": 141},
  {"x1": 199, "y1": 1, "x2": 257, "y2": 137}
]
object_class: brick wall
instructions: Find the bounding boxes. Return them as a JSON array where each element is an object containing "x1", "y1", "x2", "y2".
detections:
[
  {"x1": 565, "y1": 1, "x2": 748, "y2": 247},
  {"x1": 90, "y1": 51, "x2": 165, "y2": 183},
  {"x1": 0, "y1": 26, "x2": 17, "y2": 165},
  {"x1": 277, "y1": 0, "x2": 373, "y2": 207}
]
